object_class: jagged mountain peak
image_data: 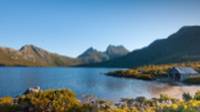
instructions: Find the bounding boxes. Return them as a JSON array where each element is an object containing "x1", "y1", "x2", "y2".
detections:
[
  {"x1": 0, "y1": 44, "x2": 81, "y2": 66},
  {"x1": 78, "y1": 45, "x2": 129, "y2": 64},
  {"x1": 105, "y1": 45, "x2": 129, "y2": 59},
  {"x1": 77, "y1": 46, "x2": 107, "y2": 63},
  {"x1": 107, "y1": 44, "x2": 124, "y2": 49},
  {"x1": 78, "y1": 47, "x2": 100, "y2": 58},
  {"x1": 106, "y1": 45, "x2": 128, "y2": 52},
  {"x1": 91, "y1": 25, "x2": 200, "y2": 68},
  {"x1": 19, "y1": 44, "x2": 45, "y2": 52},
  {"x1": 85, "y1": 47, "x2": 97, "y2": 52}
]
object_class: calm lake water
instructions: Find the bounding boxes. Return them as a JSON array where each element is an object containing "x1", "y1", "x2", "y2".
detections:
[{"x1": 0, "y1": 67, "x2": 200, "y2": 101}]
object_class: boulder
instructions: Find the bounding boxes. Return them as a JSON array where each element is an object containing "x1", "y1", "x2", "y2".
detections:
[{"x1": 24, "y1": 86, "x2": 41, "y2": 94}]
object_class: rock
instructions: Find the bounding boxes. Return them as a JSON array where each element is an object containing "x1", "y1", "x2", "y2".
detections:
[
  {"x1": 24, "y1": 86, "x2": 41, "y2": 94},
  {"x1": 81, "y1": 95, "x2": 97, "y2": 104}
]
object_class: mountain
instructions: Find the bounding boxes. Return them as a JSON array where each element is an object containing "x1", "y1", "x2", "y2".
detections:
[
  {"x1": 78, "y1": 45, "x2": 129, "y2": 64},
  {"x1": 105, "y1": 45, "x2": 129, "y2": 59},
  {"x1": 78, "y1": 47, "x2": 109, "y2": 64},
  {"x1": 89, "y1": 26, "x2": 200, "y2": 68},
  {"x1": 1, "y1": 26, "x2": 199, "y2": 68},
  {"x1": 0, "y1": 45, "x2": 81, "y2": 66},
  {"x1": 0, "y1": 44, "x2": 129, "y2": 66},
  {"x1": 0, "y1": 47, "x2": 32, "y2": 66}
]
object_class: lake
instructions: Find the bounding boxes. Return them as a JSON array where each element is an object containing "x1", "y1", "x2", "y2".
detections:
[{"x1": 0, "y1": 67, "x2": 200, "y2": 101}]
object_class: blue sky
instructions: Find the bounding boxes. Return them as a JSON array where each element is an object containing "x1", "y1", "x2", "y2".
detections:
[{"x1": 0, "y1": 0, "x2": 200, "y2": 57}]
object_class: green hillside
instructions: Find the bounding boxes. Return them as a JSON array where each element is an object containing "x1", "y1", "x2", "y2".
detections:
[{"x1": 89, "y1": 26, "x2": 200, "y2": 68}]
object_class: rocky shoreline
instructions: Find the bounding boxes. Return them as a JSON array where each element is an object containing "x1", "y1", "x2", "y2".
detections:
[
  {"x1": 1, "y1": 87, "x2": 200, "y2": 112},
  {"x1": 106, "y1": 63, "x2": 200, "y2": 86}
]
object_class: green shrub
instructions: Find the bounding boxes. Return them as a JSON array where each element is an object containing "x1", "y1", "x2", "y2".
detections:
[
  {"x1": 194, "y1": 91, "x2": 200, "y2": 100},
  {"x1": 183, "y1": 93, "x2": 192, "y2": 101},
  {"x1": 0, "y1": 96, "x2": 19, "y2": 112},
  {"x1": 0, "y1": 96, "x2": 13, "y2": 105},
  {"x1": 17, "y1": 89, "x2": 80, "y2": 112}
]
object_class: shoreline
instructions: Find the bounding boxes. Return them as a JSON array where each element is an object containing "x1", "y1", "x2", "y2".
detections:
[{"x1": 1, "y1": 87, "x2": 200, "y2": 112}]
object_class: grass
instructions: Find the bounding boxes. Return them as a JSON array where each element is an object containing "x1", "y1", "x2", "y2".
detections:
[
  {"x1": 107, "y1": 61, "x2": 200, "y2": 81},
  {"x1": 183, "y1": 76, "x2": 200, "y2": 85}
]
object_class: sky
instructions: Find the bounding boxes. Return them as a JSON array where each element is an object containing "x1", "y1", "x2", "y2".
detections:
[{"x1": 0, "y1": 0, "x2": 200, "y2": 57}]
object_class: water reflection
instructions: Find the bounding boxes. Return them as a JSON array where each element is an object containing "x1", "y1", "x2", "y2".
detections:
[
  {"x1": 0, "y1": 67, "x2": 200, "y2": 101},
  {"x1": 103, "y1": 77, "x2": 128, "y2": 91},
  {"x1": 148, "y1": 83, "x2": 200, "y2": 99}
]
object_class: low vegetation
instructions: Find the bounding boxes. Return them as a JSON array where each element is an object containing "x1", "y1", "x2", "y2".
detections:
[
  {"x1": 107, "y1": 61, "x2": 200, "y2": 80},
  {"x1": 184, "y1": 77, "x2": 200, "y2": 85},
  {"x1": 0, "y1": 89, "x2": 80, "y2": 112},
  {"x1": 1, "y1": 88, "x2": 200, "y2": 112}
]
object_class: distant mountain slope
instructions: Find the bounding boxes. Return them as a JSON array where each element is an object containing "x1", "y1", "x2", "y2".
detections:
[
  {"x1": 78, "y1": 47, "x2": 109, "y2": 64},
  {"x1": 105, "y1": 45, "x2": 129, "y2": 59},
  {"x1": 78, "y1": 45, "x2": 129, "y2": 64},
  {"x1": 0, "y1": 45, "x2": 81, "y2": 66},
  {"x1": 90, "y1": 26, "x2": 200, "y2": 68},
  {"x1": 0, "y1": 44, "x2": 129, "y2": 67},
  {"x1": 0, "y1": 47, "x2": 36, "y2": 66},
  {"x1": 4, "y1": 26, "x2": 200, "y2": 68}
]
